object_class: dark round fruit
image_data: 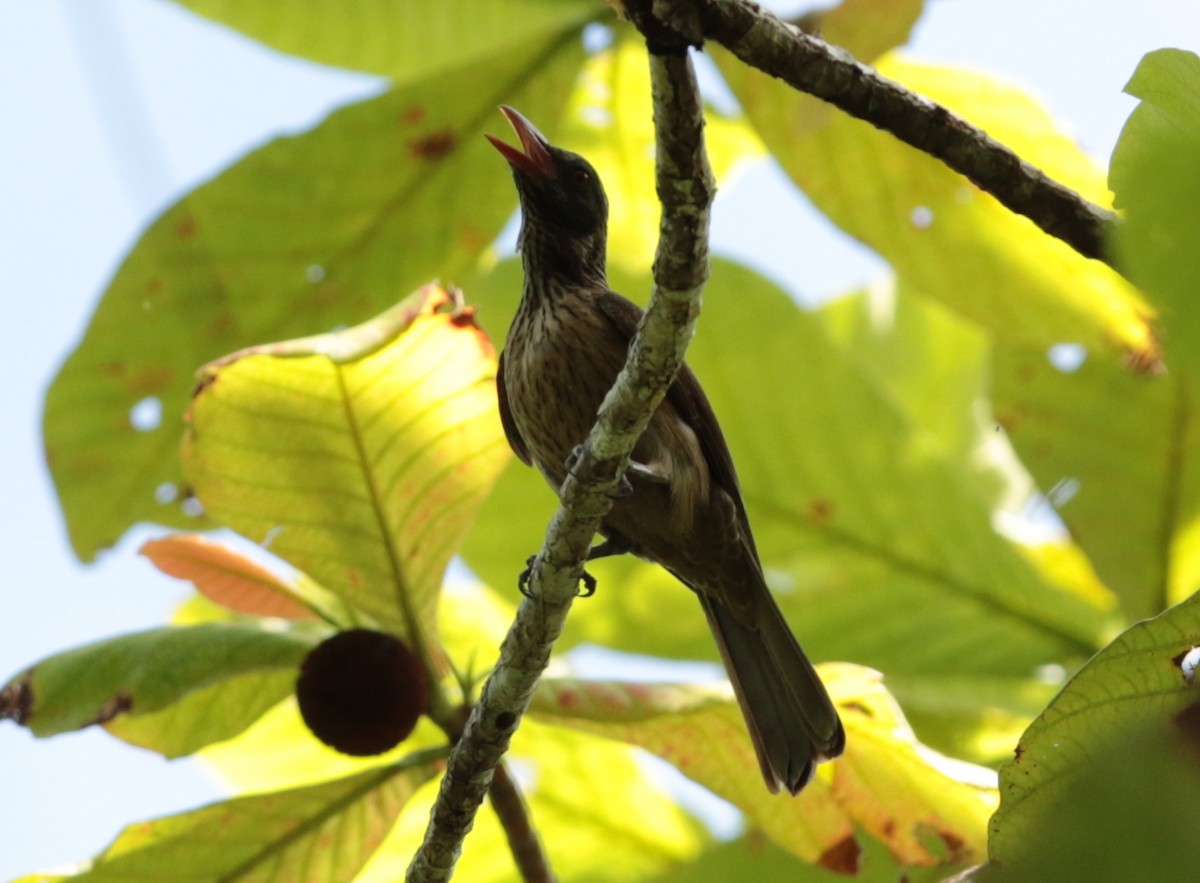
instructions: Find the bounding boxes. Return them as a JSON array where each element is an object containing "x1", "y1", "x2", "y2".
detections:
[{"x1": 296, "y1": 628, "x2": 428, "y2": 756}]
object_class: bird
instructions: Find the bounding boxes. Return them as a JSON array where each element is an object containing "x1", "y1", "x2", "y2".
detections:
[{"x1": 485, "y1": 105, "x2": 845, "y2": 795}]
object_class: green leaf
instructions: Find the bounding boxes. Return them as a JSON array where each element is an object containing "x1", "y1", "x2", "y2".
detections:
[
  {"x1": 993, "y1": 342, "x2": 1200, "y2": 621},
  {"x1": 104, "y1": 669, "x2": 299, "y2": 759},
  {"x1": 464, "y1": 260, "x2": 1116, "y2": 678},
  {"x1": 531, "y1": 666, "x2": 996, "y2": 873},
  {"x1": 0, "y1": 622, "x2": 314, "y2": 748},
  {"x1": 1110, "y1": 48, "x2": 1200, "y2": 378},
  {"x1": 985, "y1": 592, "x2": 1200, "y2": 880},
  {"x1": 62, "y1": 758, "x2": 438, "y2": 882},
  {"x1": 44, "y1": 34, "x2": 585, "y2": 561},
  {"x1": 714, "y1": 51, "x2": 1157, "y2": 361},
  {"x1": 173, "y1": 0, "x2": 597, "y2": 83},
  {"x1": 182, "y1": 286, "x2": 511, "y2": 648}
]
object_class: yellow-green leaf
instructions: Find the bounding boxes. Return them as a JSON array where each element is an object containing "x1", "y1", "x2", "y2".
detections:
[
  {"x1": 173, "y1": 0, "x2": 598, "y2": 83},
  {"x1": 1110, "y1": 48, "x2": 1200, "y2": 379},
  {"x1": 62, "y1": 759, "x2": 437, "y2": 882},
  {"x1": 803, "y1": 0, "x2": 925, "y2": 63},
  {"x1": 182, "y1": 285, "x2": 510, "y2": 651},
  {"x1": 714, "y1": 51, "x2": 1156, "y2": 362},
  {"x1": 993, "y1": 342, "x2": 1200, "y2": 621},
  {"x1": 531, "y1": 665, "x2": 995, "y2": 872},
  {"x1": 44, "y1": 34, "x2": 584, "y2": 561},
  {"x1": 199, "y1": 700, "x2": 710, "y2": 881}
]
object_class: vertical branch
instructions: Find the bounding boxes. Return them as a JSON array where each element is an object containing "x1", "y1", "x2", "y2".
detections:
[{"x1": 405, "y1": 44, "x2": 715, "y2": 883}]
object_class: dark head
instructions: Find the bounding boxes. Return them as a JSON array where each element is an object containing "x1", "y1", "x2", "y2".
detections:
[{"x1": 486, "y1": 106, "x2": 609, "y2": 289}]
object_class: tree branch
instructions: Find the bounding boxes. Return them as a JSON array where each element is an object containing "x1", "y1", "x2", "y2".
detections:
[
  {"x1": 488, "y1": 764, "x2": 553, "y2": 883},
  {"x1": 625, "y1": 0, "x2": 1120, "y2": 268},
  {"x1": 404, "y1": 48, "x2": 714, "y2": 883}
]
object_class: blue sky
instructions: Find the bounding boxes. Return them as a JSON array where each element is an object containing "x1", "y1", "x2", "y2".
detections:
[{"x1": 2, "y1": 0, "x2": 1196, "y2": 877}]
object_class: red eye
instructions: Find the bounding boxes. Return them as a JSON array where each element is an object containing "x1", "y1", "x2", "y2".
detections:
[{"x1": 571, "y1": 168, "x2": 590, "y2": 187}]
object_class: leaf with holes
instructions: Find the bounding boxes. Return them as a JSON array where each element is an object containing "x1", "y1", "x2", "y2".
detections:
[
  {"x1": 986, "y1": 591, "x2": 1200, "y2": 879},
  {"x1": 531, "y1": 665, "x2": 996, "y2": 874},
  {"x1": 43, "y1": 33, "x2": 585, "y2": 562},
  {"x1": 51, "y1": 758, "x2": 438, "y2": 882},
  {"x1": 182, "y1": 285, "x2": 510, "y2": 653}
]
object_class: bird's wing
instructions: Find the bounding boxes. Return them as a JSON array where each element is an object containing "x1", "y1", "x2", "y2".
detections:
[
  {"x1": 496, "y1": 350, "x2": 532, "y2": 466},
  {"x1": 594, "y1": 290, "x2": 758, "y2": 557}
]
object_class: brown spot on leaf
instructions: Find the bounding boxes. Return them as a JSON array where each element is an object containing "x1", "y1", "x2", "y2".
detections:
[
  {"x1": 0, "y1": 671, "x2": 34, "y2": 725},
  {"x1": 146, "y1": 276, "x2": 164, "y2": 296},
  {"x1": 459, "y1": 222, "x2": 487, "y2": 252},
  {"x1": 191, "y1": 371, "x2": 218, "y2": 400},
  {"x1": 817, "y1": 835, "x2": 862, "y2": 874},
  {"x1": 556, "y1": 687, "x2": 582, "y2": 711},
  {"x1": 175, "y1": 215, "x2": 198, "y2": 242},
  {"x1": 449, "y1": 307, "x2": 481, "y2": 330},
  {"x1": 936, "y1": 830, "x2": 969, "y2": 864},
  {"x1": 206, "y1": 312, "x2": 236, "y2": 341},
  {"x1": 400, "y1": 104, "x2": 427, "y2": 125},
  {"x1": 87, "y1": 691, "x2": 134, "y2": 727},
  {"x1": 129, "y1": 365, "x2": 174, "y2": 396},
  {"x1": 807, "y1": 497, "x2": 835, "y2": 522},
  {"x1": 994, "y1": 406, "x2": 1022, "y2": 430},
  {"x1": 409, "y1": 129, "x2": 456, "y2": 160}
]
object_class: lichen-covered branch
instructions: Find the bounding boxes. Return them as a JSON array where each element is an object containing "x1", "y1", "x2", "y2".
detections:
[
  {"x1": 625, "y1": 0, "x2": 1119, "y2": 267},
  {"x1": 404, "y1": 47, "x2": 713, "y2": 883}
]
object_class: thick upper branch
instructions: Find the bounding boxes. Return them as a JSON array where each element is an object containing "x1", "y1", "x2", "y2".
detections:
[{"x1": 626, "y1": 0, "x2": 1119, "y2": 267}]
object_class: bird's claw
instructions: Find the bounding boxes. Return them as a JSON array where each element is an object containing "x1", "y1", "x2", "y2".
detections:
[
  {"x1": 517, "y1": 555, "x2": 538, "y2": 598},
  {"x1": 578, "y1": 570, "x2": 597, "y2": 597},
  {"x1": 518, "y1": 553, "x2": 598, "y2": 598}
]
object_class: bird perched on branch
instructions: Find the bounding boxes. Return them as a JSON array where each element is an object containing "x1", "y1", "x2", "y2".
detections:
[{"x1": 486, "y1": 106, "x2": 844, "y2": 795}]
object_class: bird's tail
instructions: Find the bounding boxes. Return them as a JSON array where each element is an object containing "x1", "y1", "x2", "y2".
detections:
[{"x1": 698, "y1": 589, "x2": 845, "y2": 795}]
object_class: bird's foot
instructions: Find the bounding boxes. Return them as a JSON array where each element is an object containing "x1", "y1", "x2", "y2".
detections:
[{"x1": 518, "y1": 554, "x2": 599, "y2": 598}]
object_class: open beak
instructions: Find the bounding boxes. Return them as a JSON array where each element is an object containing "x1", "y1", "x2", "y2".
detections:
[{"x1": 485, "y1": 106, "x2": 554, "y2": 178}]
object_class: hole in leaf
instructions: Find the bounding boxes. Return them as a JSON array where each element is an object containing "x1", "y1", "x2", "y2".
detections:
[
  {"x1": 910, "y1": 205, "x2": 933, "y2": 229},
  {"x1": 1047, "y1": 342, "x2": 1087, "y2": 373},
  {"x1": 129, "y1": 396, "x2": 162, "y2": 432}
]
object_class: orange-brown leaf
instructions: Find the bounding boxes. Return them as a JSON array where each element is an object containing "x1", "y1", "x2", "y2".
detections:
[{"x1": 140, "y1": 533, "x2": 316, "y2": 620}]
